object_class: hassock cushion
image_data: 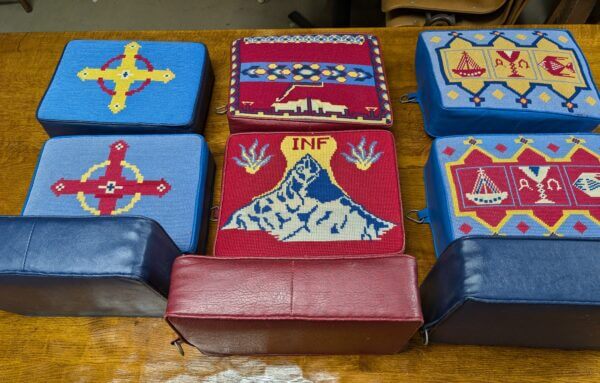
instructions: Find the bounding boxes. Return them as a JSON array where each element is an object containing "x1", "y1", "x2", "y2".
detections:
[
  {"x1": 227, "y1": 34, "x2": 392, "y2": 133},
  {"x1": 414, "y1": 29, "x2": 600, "y2": 136},
  {"x1": 22, "y1": 134, "x2": 214, "y2": 253},
  {"x1": 418, "y1": 132, "x2": 600, "y2": 348},
  {"x1": 0, "y1": 216, "x2": 180, "y2": 317},
  {"x1": 171, "y1": 129, "x2": 423, "y2": 355},
  {"x1": 37, "y1": 40, "x2": 213, "y2": 136}
]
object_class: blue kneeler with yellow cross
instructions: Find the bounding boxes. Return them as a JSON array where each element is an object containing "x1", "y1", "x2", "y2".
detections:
[{"x1": 37, "y1": 40, "x2": 213, "y2": 136}]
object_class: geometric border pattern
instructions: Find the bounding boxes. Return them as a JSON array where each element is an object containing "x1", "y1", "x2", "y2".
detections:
[
  {"x1": 228, "y1": 34, "x2": 392, "y2": 126},
  {"x1": 444, "y1": 135, "x2": 600, "y2": 235}
]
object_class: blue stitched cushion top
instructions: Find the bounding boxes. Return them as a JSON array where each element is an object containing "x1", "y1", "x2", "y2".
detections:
[
  {"x1": 422, "y1": 133, "x2": 600, "y2": 257},
  {"x1": 415, "y1": 29, "x2": 600, "y2": 136},
  {"x1": 37, "y1": 40, "x2": 213, "y2": 136},
  {"x1": 22, "y1": 134, "x2": 213, "y2": 253}
]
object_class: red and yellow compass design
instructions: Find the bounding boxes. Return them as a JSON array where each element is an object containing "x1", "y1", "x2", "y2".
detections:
[{"x1": 50, "y1": 140, "x2": 171, "y2": 216}]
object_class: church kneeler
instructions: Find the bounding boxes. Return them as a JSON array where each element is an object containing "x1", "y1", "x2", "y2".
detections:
[
  {"x1": 165, "y1": 130, "x2": 423, "y2": 355},
  {"x1": 417, "y1": 133, "x2": 600, "y2": 348},
  {"x1": 37, "y1": 40, "x2": 213, "y2": 136}
]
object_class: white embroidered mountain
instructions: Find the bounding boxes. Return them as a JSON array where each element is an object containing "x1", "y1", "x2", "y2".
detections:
[{"x1": 222, "y1": 154, "x2": 395, "y2": 241}]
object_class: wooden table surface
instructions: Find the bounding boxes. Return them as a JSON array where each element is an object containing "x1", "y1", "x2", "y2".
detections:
[{"x1": 0, "y1": 25, "x2": 599, "y2": 382}]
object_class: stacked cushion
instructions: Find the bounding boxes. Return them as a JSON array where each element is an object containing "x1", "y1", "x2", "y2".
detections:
[
  {"x1": 419, "y1": 133, "x2": 600, "y2": 348},
  {"x1": 165, "y1": 130, "x2": 423, "y2": 355}
]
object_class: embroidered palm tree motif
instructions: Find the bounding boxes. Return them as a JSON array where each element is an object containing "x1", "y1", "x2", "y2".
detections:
[
  {"x1": 233, "y1": 139, "x2": 272, "y2": 174},
  {"x1": 342, "y1": 136, "x2": 383, "y2": 170}
]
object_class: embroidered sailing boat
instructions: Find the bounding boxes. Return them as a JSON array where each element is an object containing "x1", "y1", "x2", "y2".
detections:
[
  {"x1": 466, "y1": 168, "x2": 508, "y2": 205},
  {"x1": 452, "y1": 51, "x2": 486, "y2": 78}
]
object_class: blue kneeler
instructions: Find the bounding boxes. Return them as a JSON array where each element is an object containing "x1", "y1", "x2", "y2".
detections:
[{"x1": 37, "y1": 40, "x2": 213, "y2": 136}]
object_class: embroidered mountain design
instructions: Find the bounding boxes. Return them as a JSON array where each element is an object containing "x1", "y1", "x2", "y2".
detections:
[{"x1": 222, "y1": 153, "x2": 395, "y2": 241}]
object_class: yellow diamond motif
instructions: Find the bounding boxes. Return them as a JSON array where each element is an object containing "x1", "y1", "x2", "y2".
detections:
[
  {"x1": 492, "y1": 89, "x2": 505, "y2": 100},
  {"x1": 430, "y1": 36, "x2": 441, "y2": 43},
  {"x1": 474, "y1": 34, "x2": 485, "y2": 41},
  {"x1": 586, "y1": 96, "x2": 597, "y2": 106},
  {"x1": 516, "y1": 34, "x2": 527, "y2": 41},
  {"x1": 539, "y1": 92, "x2": 551, "y2": 103},
  {"x1": 558, "y1": 35, "x2": 569, "y2": 43},
  {"x1": 447, "y1": 90, "x2": 459, "y2": 100}
]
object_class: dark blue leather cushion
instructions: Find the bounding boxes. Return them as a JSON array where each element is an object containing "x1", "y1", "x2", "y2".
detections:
[
  {"x1": 421, "y1": 236, "x2": 600, "y2": 349},
  {"x1": 0, "y1": 216, "x2": 181, "y2": 317}
]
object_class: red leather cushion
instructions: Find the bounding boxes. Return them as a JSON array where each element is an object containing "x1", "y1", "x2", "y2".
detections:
[{"x1": 166, "y1": 255, "x2": 422, "y2": 355}]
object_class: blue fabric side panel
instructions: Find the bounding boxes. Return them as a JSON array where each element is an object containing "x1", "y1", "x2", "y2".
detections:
[
  {"x1": 421, "y1": 236, "x2": 600, "y2": 331},
  {"x1": 415, "y1": 34, "x2": 439, "y2": 137},
  {"x1": 192, "y1": 152, "x2": 215, "y2": 255},
  {"x1": 188, "y1": 53, "x2": 214, "y2": 134},
  {"x1": 424, "y1": 104, "x2": 600, "y2": 137},
  {"x1": 187, "y1": 138, "x2": 210, "y2": 254},
  {"x1": 423, "y1": 140, "x2": 455, "y2": 257}
]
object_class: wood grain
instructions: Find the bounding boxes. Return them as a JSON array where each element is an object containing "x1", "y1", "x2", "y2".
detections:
[{"x1": 0, "y1": 26, "x2": 599, "y2": 382}]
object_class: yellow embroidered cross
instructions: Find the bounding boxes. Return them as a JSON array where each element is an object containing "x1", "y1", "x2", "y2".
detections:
[{"x1": 77, "y1": 41, "x2": 175, "y2": 114}]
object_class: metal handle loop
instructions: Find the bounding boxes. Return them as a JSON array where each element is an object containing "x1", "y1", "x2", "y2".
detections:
[
  {"x1": 400, "y1": 94, "x2": 418, "y2": 104},
  {"x1": 171, "y1": 338, "x2": 185, "y2": 356},
  {"x1": 210, "y1": 205, "x2": 220, "y2": 222},
  {"x1": 405, "y1": 209, "x2": 425, "y2": 224}
]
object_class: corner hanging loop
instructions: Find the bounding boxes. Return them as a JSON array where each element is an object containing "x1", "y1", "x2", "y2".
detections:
[
  {"x1": 215, "y1": 104, "x2": 228, "y2": 115},
  {"x1": 210, "y1": 205, "x2": 220, "y2": 222},
  {"x1": 421, "y1": 328, "x2": 430, "y2": 346},
  {"x1": 171, "y1": 338, "x2": 185, "y2": 356},
  {"x1": 400, "y1": 92, "x2": 418, "y2": 104},
  {"x1": 405, "y1": 209, "x2": 426, "y2": 224}
]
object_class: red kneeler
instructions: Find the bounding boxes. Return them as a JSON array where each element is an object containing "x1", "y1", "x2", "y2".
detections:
[{"x1": 165, "y1": 130, "x2": 423, "y2": 355}]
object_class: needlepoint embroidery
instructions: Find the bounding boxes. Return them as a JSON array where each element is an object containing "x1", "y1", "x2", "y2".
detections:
[
  {"x1": 77, "y1": 41, "x2": 175, "y2": 113},
  {"x1": 443, "y1": 136, "x2": 600, "y2": 236},
  {"x1": 50, "y1": 140, "x2": 171, "y2": 215},
  {"x1": 223, "y1": 135, "x2": 395, "y2": 242}
]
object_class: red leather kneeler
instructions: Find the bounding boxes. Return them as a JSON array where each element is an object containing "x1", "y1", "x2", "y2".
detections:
[
  {"x1": 165, "y1": 255, "x2": 422, "y2": 355},
  {"x1": 165, "y1": 130, "x2": 422, "y2": 355}
]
